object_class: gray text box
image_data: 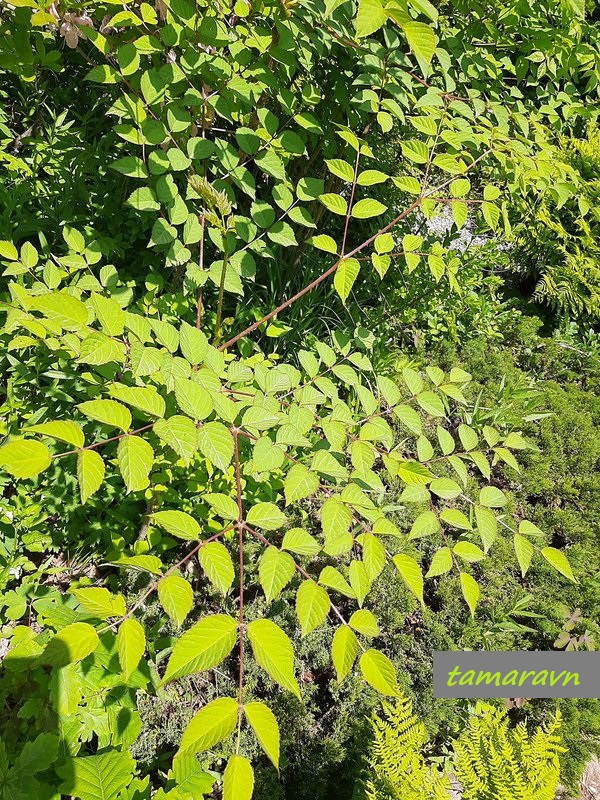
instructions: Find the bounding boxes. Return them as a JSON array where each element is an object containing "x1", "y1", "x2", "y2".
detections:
[{"x1": 433, "y1": 651, "x2": 600, "y2": 698}]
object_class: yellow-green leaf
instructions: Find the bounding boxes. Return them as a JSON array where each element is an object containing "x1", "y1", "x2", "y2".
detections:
[
  {"x1": 460, "y1": 572, "x2": 480, "y2": 617},
  {"x1": 161, "y1": 614, "x2": 238, "y2": 684},
  {"x1": 78, "y1": 399, "x2": 131, "y2": 432},
  {"x1": 223, "y1": 755, "x2": 254, "y2": 800},
  {"x1": 359, "y1": 649, "x2": 400, "y2": 696},
  {"x1": 26, "y1": 421, "x2": 84, "y2": 449},
  {"x1": 332, "y1": 625, "x2": 359, "y2": 683},
  {"x1": 198, "y1": 541, "x2": 235, "y2": 594},
  {"x1": 296, "y1": 579, "x2": 329, "y2": 636},
  {"x1": 392, "y1": 554, "x2": 424, "y2": 605},
  {"x1": 0, "y1": 439, "x2": 52, "y2": 479},
  {"x1": 117, "y1": 435, "x2": 154, "y2": 493},
  {"x1": 247, "y1": 619, "x2": 301, "y2": 698},
  {"x1": 77, "y1": 449, "x2": 105, "y2": 503},
  {"x1": 157, "y1": 574, "x2": 194, "y2": 627},
  {"x1": 117, "y1": 617, "x2": 145, "y2": 678},
  {"x1": 541, "y1": 547, "x2": 576, "y2": 582},
  {"x1": 334, "y1": 258, "x2": 360, "y2": 304},
  {"x1": 179, "y1": 697, "x2": 238, "y2": 754},
  {"x1": 42, "y1": 623, "x2": 99, "y2": 667},
  {"x1": 151, "y1": 510, "x2": 201, "y2": 540},
  {"x1": 244, "y1": 701, "x2": 280, "y2": 770}
]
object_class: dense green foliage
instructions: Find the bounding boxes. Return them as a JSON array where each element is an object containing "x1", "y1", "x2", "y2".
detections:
[
  {"x1": 0, "y1": 0, "x2": 598, "y2": 798},
  {"x1": 365, "y1": 696, "x2": 563, "y2": 800}
]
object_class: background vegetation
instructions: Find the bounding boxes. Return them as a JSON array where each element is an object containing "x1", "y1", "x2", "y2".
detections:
[{"x1": 0, "y1": 0, "x2": 598, "y2": 799}]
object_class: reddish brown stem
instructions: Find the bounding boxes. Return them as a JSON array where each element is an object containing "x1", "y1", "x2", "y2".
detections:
[{"x1": 218, "y1": 198, "x2": 423, "y2": 351}]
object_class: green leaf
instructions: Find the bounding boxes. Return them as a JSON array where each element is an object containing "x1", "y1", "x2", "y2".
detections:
[
  {"x1": 223, "y1": 755, "x2": 254, "y2": 800},
  {"x1": 393, "y1": 175, "x2": 421, "y2": 193},
  {"x1": 259, "y1": 546, "x2": 295, "y2": 602},
  {"x1": 246, "y1": 502, "x2": 287, "y2": 531},
  {"x1": 198, "y1": 422, "x2": 234, "y2": 473},
  {"x1": 57, "y1": 751, "x2": 135, "y2": 800},
  {"x1": 204, "y1": 492, "x2": 238, "y2": 521},
  {"x1": 482, "y1": 201, "x2": 500, "y2": 230},
  {"x1": 284, "y1": 463, "x2": 320, "y2": 504},
  {"x1": 296, "y1": 579, "x2": 329, "y2": 636},
  {"x1": 155, "y1": 415, "x2": 198, "y2": 465},
  {"x1": 334, "y1": 258, "x2": 360, "y2": 304},
  {"x1": 401, "y1": 140, "x2": 429, "y2": 164},
  {"x1": 78, "y1": 400, "x2": 131, "y2": 432},
  {"x1": 117, "y1": 617, "x2": 145, "y2": 678},
  {"x1": 109, "y1": 385, "x2": 165, "y2": 418},
  {"x1": 127, "y1": 186, "x2": 160, "y2": 211},
  {"x1": 326, "y1": 159, "x2": 355, "y2": 181},
  {"x1": 72, "y1": 588, "x2": 126, "y2": 619},
  {"x1": 0, "y1": 240, "x2": 18, "y2": 260},
  {"x1": 359, "y1": 649, "x2": 400, "y2": 696},
  {"x1": 402, "y1": 21, "x2": 437, "y2": 67},
  {"x1": 0, "y1": 439, "x2": 52, "y2": 478},
  {"x1": 541, "y1": 547, "x2": 576, "y2": 582},
  {"x1": 460, "y1": 572, "x2": 480, "y2": 617},
  {"x1": 349, "y1": 609, "x2": 380, "y2": 637},
  {"x1": 244, "y1": 701, "x2": 280, "y2": 770},
  {"x1": 161, "y1": 614, "x2": 238, "y2": 684},
  {"x1": 394, "y1": 405, "x2": 422, "y2": 435},
  {"x1": 429, "y1": 478, "x2": 461, "y2": 499},
  {"x1": 409, "y1": 510, "x2": 439, "y2": 539},
  {"x1": 77, "y1": 450, "x2": 105, "y2": 503},
  {"x1": 117, "y1": 435, "x2": 154, "y2": 493},
  {"x1": 85, "y1": 64, "x2": 121, "y2": 84},
  {"x1": 268, "y1": 221, "x2": 298, "y2": 247},
  {"x1": 247, "y1": 619, "x2": 301, "y2": 698},
  {"x1": 151, "y1": 510, "x2": 201, "y2": 540},
  {"x1": 514, "y1": 534, "x2": 534, "y2": 577},
  {"x1": 42, "y1": 622, "x2": 99, "y2": 667},
  {"x1": 282, "y1": 528, "x2": 321, "y2": 556},
  {"x1": 110, "y1": 156, "x2": 148, "y2": 179},
  {"x1": 158, "y1": 574, "x2": 194, "y2": 627},
  {"x1": 91, "y1": 293, "x2": 125, "y2": 336},
  {"x1": 175, "y1": 378, "x2": 214, "y2": 421},
  {"x1": 27, "y1": 420, "x2": 85, "y2": 448},
  {"x1": 349, "y1": 560, "x2": 371, "y2": 606},
  {"x1": 179, "y1": 697, "x2": 238, "y2": 754},
  {"x1": 351, "y1": 199, "x2": 388, "y2": 219},
  {"x1": 332, "y1": 625, "x2": 359, "y2": 683},
  {"x1": 475, "y1": 505, "x2": 498, "y2": 552},
  {"x1": 453, "y1": 541, "x2": 484, "y2": 562},
  {"x1": 519, "y1": 520, "x2": 545, "y2": 537},
  {"x1": 355, "y1": 0, "x2": 387, "y2": 37},
  {"x1": 439, "y1": 509, "x2": 472, "y2": 530},
  {"x1": 319, "y1": 193, "x2": 348, "y2": 216},
  {"x1": 426, "y1": 547, "x2": 453, "y2": 578},
  {"x1": 479, "y1": 486, "x2": 507, "y2": 508},
  {"x1": 32, "y1": 292, "x2": 88, "y2": 329},
  {"x1": 397, "y1": 460, "x2": 432, "y2": 486},
  {"x1": 311, "y1": 234, "x2": 338, "y2": 254},
  {"x1": 416, "y1": 390, "x2": 445, "y2": 417},
  {"x1": 436, "y1": 425, "x2": 455, "y2": 455},
  {"x1": 393, "y1": 554, "x2": 424, "y2": 605},
  {"x1": 357, "y1": 532, "x2": 386, "y2": 580},
  {"x1": 357, "y1": 170, "x2": 388, "y2": 186},
  {"x1": 458, "y1": 424, "x2": 478, "y2": 451},
  {"x1": 251, "y1": 200, "x2": 276, "y2": 228},
  {"x1": 199, "y1": 541, "x2": 235, "y2": 594},
  {"x1": 319, "y1": 566, "x2": 356, "y2": 598}
]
